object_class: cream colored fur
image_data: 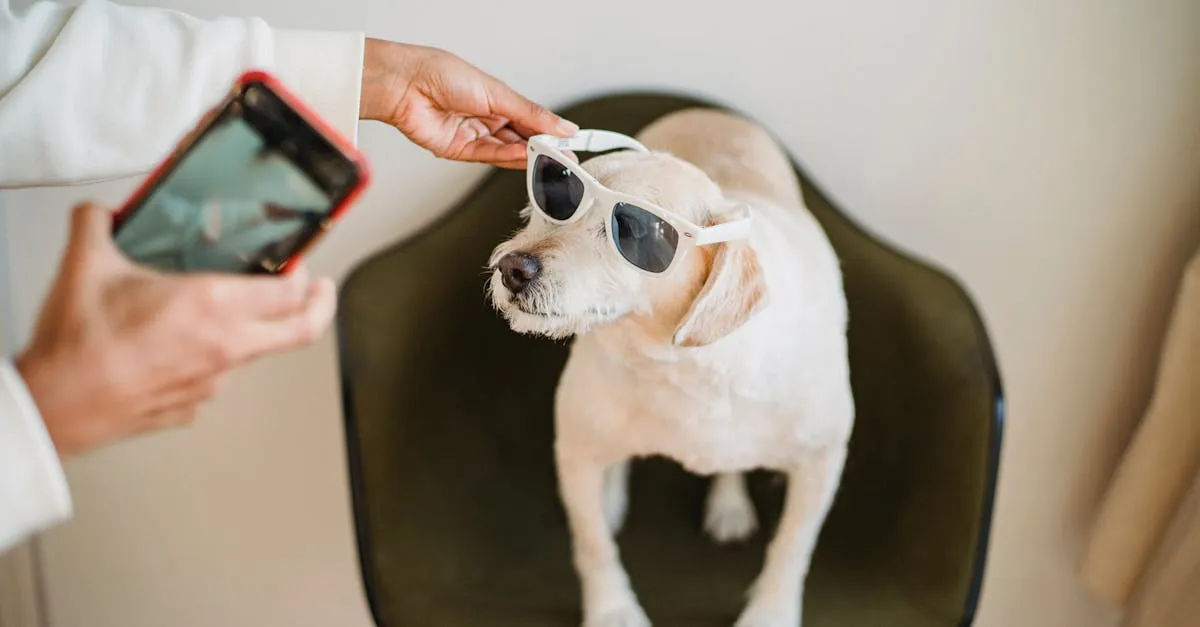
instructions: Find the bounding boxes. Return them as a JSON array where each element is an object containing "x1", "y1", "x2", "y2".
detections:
[{"x1": 488, "y1": 109, "x2": 854, "y2": 627}]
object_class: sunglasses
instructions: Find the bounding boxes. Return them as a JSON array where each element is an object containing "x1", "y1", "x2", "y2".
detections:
[{"x1": 526, "y1": 130, "x2": 751, "y2": 275}]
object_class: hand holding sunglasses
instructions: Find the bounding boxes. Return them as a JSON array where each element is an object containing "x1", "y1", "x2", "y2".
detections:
[{"x1": 526, "y1": 130, "x2": 752, "y2": 275}]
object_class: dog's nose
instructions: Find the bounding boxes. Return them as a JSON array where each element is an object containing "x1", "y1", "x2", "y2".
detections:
[{"x1": 497, "y1": 252, "x2": 542, "y2": 294}]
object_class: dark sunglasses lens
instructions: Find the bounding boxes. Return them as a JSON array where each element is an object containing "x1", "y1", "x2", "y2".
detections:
[
  {"x1": 531, "y1": 155, "x2": 584, "y2": 221},
  {"x1": 611, "y1": 202, "x2": 679, "y2": 273}
]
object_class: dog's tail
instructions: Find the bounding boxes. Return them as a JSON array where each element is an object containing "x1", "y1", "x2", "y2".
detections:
[{"x1": 636, "y1": 108, "x2": 804, "y2": 210}]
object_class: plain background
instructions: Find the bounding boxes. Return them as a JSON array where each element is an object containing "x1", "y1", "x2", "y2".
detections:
[{"x1": 3, "y1": 0, "x2": 1200, "y2": 625}]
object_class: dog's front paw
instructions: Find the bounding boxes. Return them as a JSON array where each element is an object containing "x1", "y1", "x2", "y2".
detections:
[
  {"x1": 732, "y1": 603, "x2": 799, "y2": 627},
  {"x1": 704, "y1": 481, "x2": 758, "y2": 544},
  {"x1": 584, "y1": 602, "x2": 651, "y2": 627}
]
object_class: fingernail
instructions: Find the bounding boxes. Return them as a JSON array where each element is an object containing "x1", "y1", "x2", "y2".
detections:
[{"x1": 556, "y1": 119, "x2": 580, "y2": 136}]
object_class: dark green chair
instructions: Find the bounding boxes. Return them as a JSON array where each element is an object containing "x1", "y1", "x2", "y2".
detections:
[{"x1": 336, "y1": 93, "x2": 1004, "y2": 627}]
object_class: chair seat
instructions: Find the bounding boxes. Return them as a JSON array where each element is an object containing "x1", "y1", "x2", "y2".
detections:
[{"x1": 337, "y1": 93, "x2": 1003, "y2": 627}]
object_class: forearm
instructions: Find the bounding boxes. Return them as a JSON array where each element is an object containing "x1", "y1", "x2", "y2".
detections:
[
  {"x1": 0, "y1": 0, "x2": 364, "y2": 189},
  {"x1": 0, "y1": 359, "x2": 71, "y2": 554}
]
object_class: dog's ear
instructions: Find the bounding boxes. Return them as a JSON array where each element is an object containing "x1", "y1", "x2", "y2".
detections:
[{"x1": 672, "y1": 212, "x2": 767, "y2": 348}]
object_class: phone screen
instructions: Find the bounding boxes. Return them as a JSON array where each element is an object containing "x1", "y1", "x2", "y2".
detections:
[{"x1": 113, "y1": 81, "x2": 361, "y2": 274}]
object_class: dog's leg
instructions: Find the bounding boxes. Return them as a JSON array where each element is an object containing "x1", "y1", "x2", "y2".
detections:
[
  {"x1": 557, "y1": 451, "x2": 650, "y2": 627},
  {"x1": 735, "y1": 447, "x2": 846, "y2": 627},
  {"x1": 705, "y1": 472, "x2": 758, "y2": 544},
  {"x1": 603, "y1": 460, "x2": 631, "y2": 535}
]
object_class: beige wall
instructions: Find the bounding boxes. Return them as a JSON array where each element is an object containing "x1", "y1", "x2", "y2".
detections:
[{"x1": 3, "y1": 0, "x2": 1200, "y2": 625}]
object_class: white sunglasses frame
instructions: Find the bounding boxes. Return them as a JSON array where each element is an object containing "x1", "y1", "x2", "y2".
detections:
[{"x1": 525, "y1": 130, "x2": 752, "y2": 276}]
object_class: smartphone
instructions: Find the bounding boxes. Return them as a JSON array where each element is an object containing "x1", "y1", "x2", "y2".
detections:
[{"x1": 111, "y1": 70, "x2": 371, "y2": 274}]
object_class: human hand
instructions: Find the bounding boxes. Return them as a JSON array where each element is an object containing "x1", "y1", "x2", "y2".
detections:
[
  {"x1": 359, "y1": 38, "x2": 578, "y2": 169},
  {"x1": 15, "y1": 203, "x2": 337, "y2": 458}
]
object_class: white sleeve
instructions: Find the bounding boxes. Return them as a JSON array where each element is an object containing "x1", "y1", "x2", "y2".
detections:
[
  {"x1": 0, "y1": 359, "x2": 71, "y2": 554},
  {"x1": 0, "y1": 0, "x2": 365, "y2": 189}
]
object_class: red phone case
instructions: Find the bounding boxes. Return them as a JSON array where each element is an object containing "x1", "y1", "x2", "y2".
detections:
[{"x1": 112, "y1": 69, "x2": 372, "y2": 275}]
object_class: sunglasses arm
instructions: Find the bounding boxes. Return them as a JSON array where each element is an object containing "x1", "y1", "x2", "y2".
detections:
[
  {"x1": 695, "y1": 217, "x2": 753, "y2": 245},
  {"x1": 545, "y1": 130, "x2": 650, "y2": 153}
]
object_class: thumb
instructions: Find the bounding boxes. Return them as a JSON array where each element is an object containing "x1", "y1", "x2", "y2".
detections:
[
  {"x1": 228, "y1": 276, "x2": 338, "y2": 363},
  {"x1": 68, "y1": 202, "x2": 112, "y2": 245},
  {"x1": 39, "y1": 202, "x2": 114, "y2": 314},
  {"x1": 179, "y1": 264, "x2": 314, "y2": 328},
  {"x1": 486, "y1": 78, "x2": 577, "y2": 138},
  {"x1": 64, "y1": 202, "x2": 121, "y2": 271}
]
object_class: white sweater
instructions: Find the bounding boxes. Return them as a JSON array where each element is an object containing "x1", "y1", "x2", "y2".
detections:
[{"x1": 0, "y1": 0, "x2": 365, "y2": 553}]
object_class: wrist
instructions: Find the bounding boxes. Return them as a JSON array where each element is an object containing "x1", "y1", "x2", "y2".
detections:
[
  {"x1": 360, "y1": 39, "x2": 430, "y2": 122},
  {"x1": 15, "y1": 350, "x2": 77, "y2": 458},
  {"x1": 360, "y1": 38, "x2": 403, "y2": 122}
]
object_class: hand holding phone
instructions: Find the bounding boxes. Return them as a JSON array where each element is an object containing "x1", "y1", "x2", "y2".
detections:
[
  {"x1": 18, "y1": 203, "x2": 337, "y2": 458},
  {"x1": 111, "y1": 71, "x2": 371, "y2": 274}
]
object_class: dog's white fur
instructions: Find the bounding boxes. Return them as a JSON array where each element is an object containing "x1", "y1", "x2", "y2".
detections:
[{"x1": 488, "y1": 109, "x2": 854, "y2": 627}]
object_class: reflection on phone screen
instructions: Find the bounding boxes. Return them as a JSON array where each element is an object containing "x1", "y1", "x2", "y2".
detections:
[{"x1": 114, "y1": 114, "x2": 332, "y2": 273}]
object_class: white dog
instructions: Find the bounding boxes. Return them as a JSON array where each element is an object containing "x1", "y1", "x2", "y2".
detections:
[{"x1": 488, "y1": 108, "x2": 854, "y2": 627}]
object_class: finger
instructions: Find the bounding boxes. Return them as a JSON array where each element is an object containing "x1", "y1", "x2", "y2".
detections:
[
  {"x1": 506, "y1": 122, "x2": 578, "y2": 161},
  {"x1": 479, "y1": 116, "x2": 511, "y2": 135},
  {"x1": 493, "y1": 158, "x2": 530, "y2": 170},
  {"x1": 136, "y1": 403, "x2": 201, "y2": 433},
  {"x1": 66, "y1": 202, "x2": 124, "y2": 268},
  {"x1": 456, "y1": 137, "x2": 528, "y2": 166},
  {"x1": 485, "y1": 78, "x2": 577, "y2": 138},
  {"x1": 48, "y1": 203, "x2": 139, "y2": 305},
  {"x1": 227, "y1": 276, "x2": 337, "y2": 363},
  {"x1": 132, "y1": 375, "x2": 223, "y2": 432},
  {"x1": 189, "y1": 264, "x2": 313, "y2": 322},
  {"x1": 69, "y1": 201, "x2": 112, "y2": 246},
  {"x1": 467, "y1": 116, "x2": 526, "y2": 148},
  {"x1": 495, "y1": 127, "x2": 523, "y2": 144},
  {"x1": 279, "y1": 261, "x2": 311, "y2": 286},
  {"x1": 152, "y1": 408, "x2": 199, "y2": 430},
  {"x1": 506, "y1": 121, "x2": 535, "y2": 139}
]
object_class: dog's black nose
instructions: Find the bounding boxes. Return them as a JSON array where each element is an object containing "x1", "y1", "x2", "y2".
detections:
[{"x1": 498, "y1": 252, "x2": 542, "y2": 294}]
